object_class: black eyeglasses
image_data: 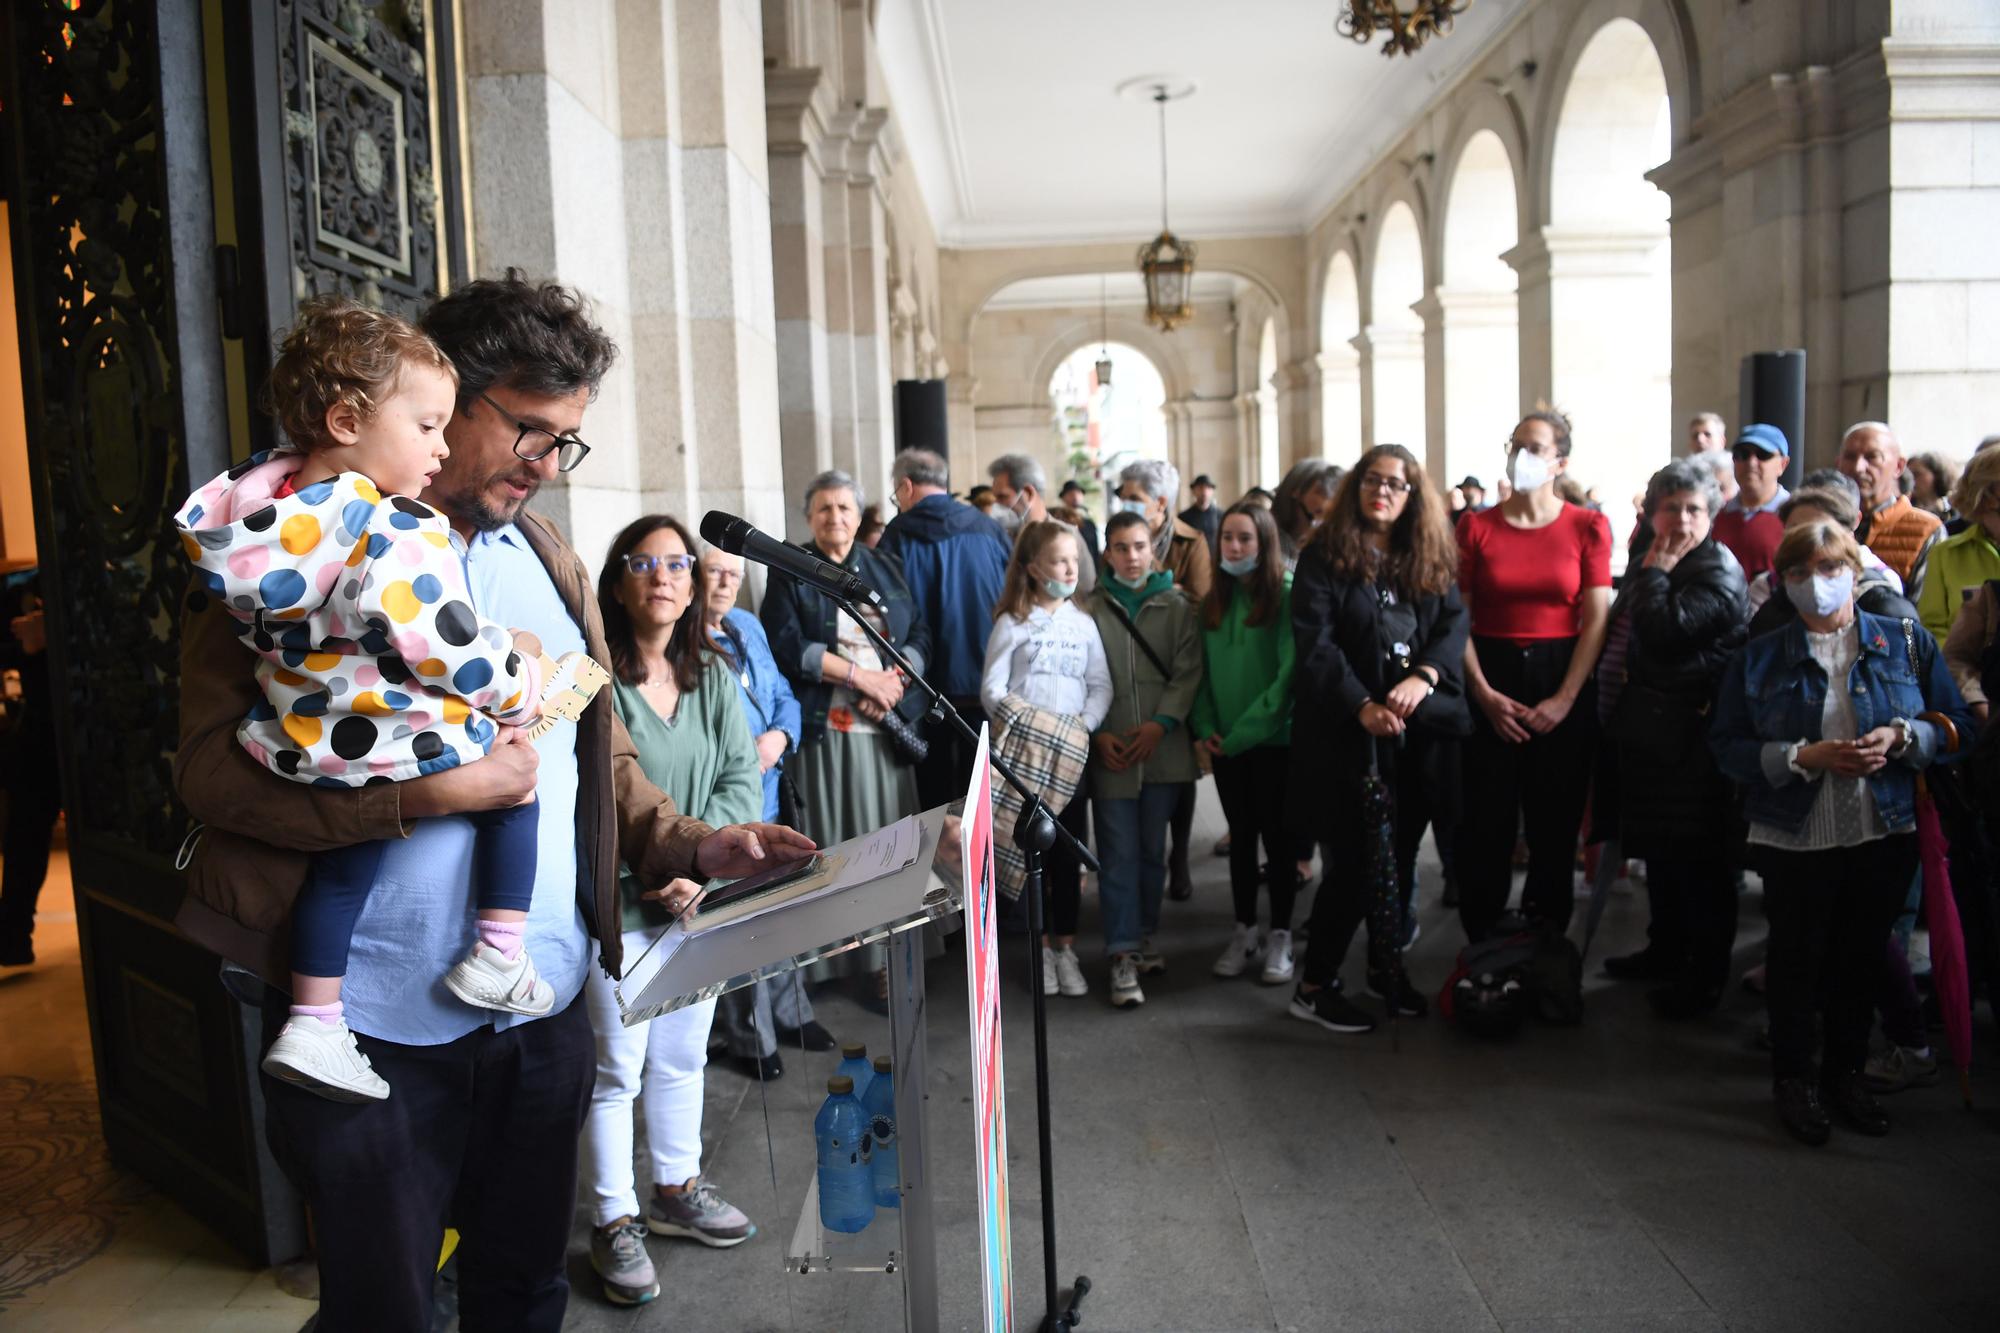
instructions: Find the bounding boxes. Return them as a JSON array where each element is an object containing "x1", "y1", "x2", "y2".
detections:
[
  {"x1": 475, "y1": 389, "x2": 592, "y2": 473},
  {"x1": 1360, "y1": 475, "x2": 1412, "y2": 494}
]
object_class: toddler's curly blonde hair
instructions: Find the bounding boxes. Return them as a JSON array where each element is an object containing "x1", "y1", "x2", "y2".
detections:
[{"x1": 263, "y1": 294, "x2": 457, "y2": 450}]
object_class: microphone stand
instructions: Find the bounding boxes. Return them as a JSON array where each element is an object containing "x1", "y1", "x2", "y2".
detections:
[{"x1": 832, "y1": 593, "x2": 1095, "y2": 1333}]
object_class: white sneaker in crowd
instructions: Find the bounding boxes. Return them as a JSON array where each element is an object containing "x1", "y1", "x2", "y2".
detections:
[
  {"x1": 1211, "y1": 922, "x2": 1262, "y2": 978},
  {"x1": 262, "y1": 1015, "x2": 390, "y2": 1103},
  {"x1": 1052, "y1": 945, "x2": 1088, "y2": 997},
  {"x1": 444, "y1": 941, "x2": 557, "y2": 1016},
  {"x1": 1109, "y1": 953, "x2": 1145, "y2": 1008},
  {"x1": 1041, "y1": 946, "x2": 1061, "y2": 996},
  {"x1": 1260, "y1": 929, "x2": 1296, "y2": 986}
]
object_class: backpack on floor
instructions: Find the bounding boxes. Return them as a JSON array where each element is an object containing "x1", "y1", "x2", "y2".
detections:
[{"x1": 1438, "y1": 913, "x2": 1584, "y2": 1037}]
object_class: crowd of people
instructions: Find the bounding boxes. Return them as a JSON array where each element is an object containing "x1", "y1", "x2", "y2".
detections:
[{"x1": 146, "y1": 267, "x2": 2000, "y2": 1329}]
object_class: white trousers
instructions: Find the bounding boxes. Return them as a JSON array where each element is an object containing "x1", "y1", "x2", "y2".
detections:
[{"x1": 580, "y1": 926, "x2": 716, "y2": 1227}]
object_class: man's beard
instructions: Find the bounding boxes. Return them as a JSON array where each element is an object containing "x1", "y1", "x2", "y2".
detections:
[{"x1": 434, "y1": 468, "x2": 536, "y2": 533}]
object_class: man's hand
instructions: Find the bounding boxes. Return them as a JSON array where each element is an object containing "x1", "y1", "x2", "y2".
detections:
[
  {"x1": 1094, "y1": 732, "x2": 1130, "y2": 772},
  {"x1": 1124, "y1": 720, "x2": 1167, "y2": 765},
  {"x1": 1384, "y1": 675, "x2": 1430, "y2": 718},
  {"x1": 1475, "y1": 683, "x2": 1533, "y2": 743},
  {"x1": 400, "y1": 727, "x2": 539, "y2": 818},
  {"x1": 1522, "y1": 693, "x2": 1575, "y2": 735},
  {"x1": 693, "y1": 822, "x2": 817, "y2": 879},
  {"x1": 755, "y1": 730, "x2": 789, "y2": 773},
  {"x1": 641, "y1": 876, "x2": 706, "y2": 919}
]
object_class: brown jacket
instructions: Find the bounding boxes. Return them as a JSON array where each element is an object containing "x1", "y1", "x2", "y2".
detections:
[
  {"x1": 1164, "y1": 516, "x2": 1214, "y2": 604},
  {"x1": 172, "y1": 508, "x2": 713, "y2": 984}
]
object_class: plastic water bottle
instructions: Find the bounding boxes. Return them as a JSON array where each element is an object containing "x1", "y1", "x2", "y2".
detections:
[
  {"x1": 864, "y1": 1056, "x2": 899, "y2": 1209},
  {"x1": 815, "y1": 1075, "x2": 874, "y2": 1233},
  {"x1": 836, "y1": 1042, "x2": 874, "y2": 1100}
]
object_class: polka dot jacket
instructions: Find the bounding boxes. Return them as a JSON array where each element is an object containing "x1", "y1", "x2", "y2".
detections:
[{"x1": 174, "y1": 449, "x2": 543, "y2": 788}]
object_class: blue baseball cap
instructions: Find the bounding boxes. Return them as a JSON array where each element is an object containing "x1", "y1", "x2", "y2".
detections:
[{"x1": 1733, "y1": 423, "x2": 1789, "y2": 458}]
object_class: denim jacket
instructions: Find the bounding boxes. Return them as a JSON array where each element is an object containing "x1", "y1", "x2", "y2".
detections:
[
  {"x1": 759, "y1": 540, "x2": 931, "y2": 748},
  {"x1": 1709, "y1": 609, "x2": 1974, "y2": 835}
]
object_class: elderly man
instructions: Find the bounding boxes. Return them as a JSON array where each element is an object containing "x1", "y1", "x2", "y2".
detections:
[
  {"x1": 880, "y1": 447, "x2": 1013, "y2": 807},
  {"x1": 1115, "y1": 458, "x2": 1212, "y2": 604},
  {"x1": 1712, "y1": 423, "x2": 1791, "y2": 581},
  {"x1": 990, "y1": 451, "x2": 1096, "y2": 595},
  {"x1": 1178, "y1": 472, "x2": 1221, "y2": 561},
  {"x1": 174, "y1": 273, "x2": 811, "y2": 1328},
  {"x1": 1689, "y1": 411, "x2": 1728, "y2": 454},
  {"x1": 1839, "y1": 421, "x2": 1943, "y2": 597}
]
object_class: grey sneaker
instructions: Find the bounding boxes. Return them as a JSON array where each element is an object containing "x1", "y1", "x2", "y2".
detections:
[
  {"x1": 647, "y1": 1179, "x2": 757, "y2": 1248},
  {"x1": 1863, "y1": 1044, "x2": 1939, "y2": 1093},
  {"x1": 590, "y1": 1220, "x2": 658, "y2": 1306},
  {"x1": 1109, "y1": 953, "x2": 1145, "y2": 1008},
  {"x1": 1133, "y1": 937, "x2": 1167, "y2": 975}
]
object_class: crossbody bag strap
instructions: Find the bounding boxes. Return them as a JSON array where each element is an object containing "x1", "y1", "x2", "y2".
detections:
[{"x1": 1101, "y1": 593, "x2": 1172, "y2": 679}]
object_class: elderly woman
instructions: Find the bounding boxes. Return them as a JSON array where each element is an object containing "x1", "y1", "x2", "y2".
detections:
[
  {"x1": 1594, "y1": 461, "x2": 1748, "y2": 1016},
  {"x1": 1114, "y1": 458, "x2": 1213, "y2": 900},
  {"x1": 1272, "y1": 459, "x2": 1343, "y2": 566},
  {"x1": 1745, "y1": 473, "x2": 1915, "y2": 634},
  {"x1": 1908, "y1": 450, "x2": 1961, "y2": 523},
  {"x1": 1916, "y1": 446, "x2": 2000, "y2": 641},
  {"x1": 1710, "y1": 520, "x2": 1974, "y2": 1146},
  {"x1": 760, "y1": 470, "x2": 928, "y2": 998}
]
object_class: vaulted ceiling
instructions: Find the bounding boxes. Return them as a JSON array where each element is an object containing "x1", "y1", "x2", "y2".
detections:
[{"x1": 876, "y1": 0, "x2": 1528, "y2": 248}]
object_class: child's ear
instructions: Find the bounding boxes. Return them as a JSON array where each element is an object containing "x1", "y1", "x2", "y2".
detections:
[{"x1": 323, "y1": 399, "x2": 362, "y2": 446}]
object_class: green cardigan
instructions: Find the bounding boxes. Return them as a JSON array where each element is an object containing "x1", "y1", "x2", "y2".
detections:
[
  {"x1": 1190, "y1": 574, "x2": 1294, "y2": 754},
  {"x1": 612, "y1": 658, "x2": 764, "y2": 931}
]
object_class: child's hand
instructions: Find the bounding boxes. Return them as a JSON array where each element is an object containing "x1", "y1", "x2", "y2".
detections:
[{"x1": 511, "y1": 628, "x2": 544, "y2": 662}]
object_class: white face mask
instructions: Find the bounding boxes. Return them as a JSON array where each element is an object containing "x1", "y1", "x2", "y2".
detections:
[
  {"x1": 1219, "y1": 553, "x2": 1259, "y2": 577},
  {"x1": 1785, "y1": 567, "x2": 1854, "y2": 619},
  {"x1": 1113, "y1": 497, "x2": 1150, "y2": 519},
  {"x1": 1507, "y1": 448, "x2": 1553, "y2": 493},
  {"x1": 1041, "y1": 577, "x2": 1077, "y2": 600}
]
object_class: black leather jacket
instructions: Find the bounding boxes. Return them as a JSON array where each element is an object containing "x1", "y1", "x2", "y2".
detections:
[
  {"x1": 1617, "y1": 537, "x2": 1748, "y2": 698},
  {"x1": 759, "y1": 541, "x2": 931, "y2": 749}
]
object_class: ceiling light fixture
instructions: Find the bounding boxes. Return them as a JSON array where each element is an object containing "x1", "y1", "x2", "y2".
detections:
[
  {"x1": 1136, "y1": 84, "x2": 1196, "y2": 333},
  {"x1": 1095, "y1": 276, "x2": 1114, "y2": 387},
  {"x1": 1337, "y1": 0, "x2": 1472, "y2": 58}
]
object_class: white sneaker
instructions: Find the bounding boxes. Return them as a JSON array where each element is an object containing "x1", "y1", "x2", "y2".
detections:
[
  {"x1": 1109, "y1": 953, "x2": 1145, "y2": 1008},
  {"x1": 1052, "y1": 945, "x2": 1088, "y2": 997},
  {"x1": 444, "y1": 941, "x2": 557, "y2": 1015},
  {"x1": 1259, "y1": 929, "x2": 1295, "y2": 986},
  {"x1": 262, "y1": 1015, "x2": 390, "y2": 1102},
  {"x1": 1041, "y1": 946, "x2": 1061, "y2": 996},
  {"x1": 1212, "y1": 922, "x2": 1263, "y2": 978}
]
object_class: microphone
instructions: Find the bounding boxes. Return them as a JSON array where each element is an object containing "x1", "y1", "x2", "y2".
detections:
[{"x1": 700, "y1": 511, "x2": 880, "y2": 605}]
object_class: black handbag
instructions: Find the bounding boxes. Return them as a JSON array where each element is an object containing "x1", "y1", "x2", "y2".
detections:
[{"x1": 877, "y1": 697, "x2": 930, "y2": 767}]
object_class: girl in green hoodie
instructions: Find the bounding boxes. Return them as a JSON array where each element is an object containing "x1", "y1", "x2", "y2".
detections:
[{"x1": 1192, "y1": 503, "x2": 1298, "y2": 985}]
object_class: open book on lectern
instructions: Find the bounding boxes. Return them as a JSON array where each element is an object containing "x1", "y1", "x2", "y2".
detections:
[{"x1": 615, "y1": 813, "x2": 927, "y2": 1025}]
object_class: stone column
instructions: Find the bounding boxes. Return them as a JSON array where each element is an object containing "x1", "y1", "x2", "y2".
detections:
[
  {"x1": 1360, "y1": 324, "x2": 1425, "y2": 451},
  {"x1": 1433, "y1": 286, "x2": 1519, "y2": 486},
  {"x1": 765, "y1": 64, "x2": 833, "y2": 538},
  {"x1": 819, "y1": 110, "x2": 860, "y2": 481},
  {"x1": 844, "y1": 111, "x2": 895, "y2": 499},
  {"x1": 1413, "y1": 291, "x2": 1448, "y2": 480},
  {"x1": 1317, "y1": 348, "x2": 1362, "y2": 459},
  {"x1": 1348, "y1": 328, "x2": 1377, "y2": 453}
]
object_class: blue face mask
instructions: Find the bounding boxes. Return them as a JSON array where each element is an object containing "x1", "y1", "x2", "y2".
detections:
[
  {"x1": 1113, "y1": 497, "x2": 1149, "y2": 518},
  {"x1": 1219, "y1": 553, "x2": 1259, "y2": 578},
  {"x1": 1112, "y1": 570, "x2": 1150, "y2": 590},
  {"x1": 1041, "y1": 577, "x2": 1077, "y2": 600}
]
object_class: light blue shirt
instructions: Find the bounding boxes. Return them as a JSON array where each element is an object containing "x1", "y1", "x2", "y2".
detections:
[{"x1": 341, "y1": 523, "x2": 590, "y2": 1045}]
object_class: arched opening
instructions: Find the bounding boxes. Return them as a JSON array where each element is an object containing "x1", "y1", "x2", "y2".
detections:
[
  {"x1": 1441, "y1": 130, "x2": 1519, "y2": 491},
  {"x1": 1368, "y1": 201, "x2": 1426, "y2": 451},
  {"x1": 1319, "y1": 251, "x2": 1361, "y2": 460},
  {"x1": 1049, "y1": 342, "x2": 1168, "y2": 513},
  {"x1": 1548, "y1": 17, "x2": 1671, "y2": 539},
  {"x1": 1257, "y1": 317, "x2": 1280, "y2": 487}
]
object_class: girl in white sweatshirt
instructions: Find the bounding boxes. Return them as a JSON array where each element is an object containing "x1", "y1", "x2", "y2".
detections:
[{"x1": 981, "y1": 520, "x2": 1113, "y2": 996}]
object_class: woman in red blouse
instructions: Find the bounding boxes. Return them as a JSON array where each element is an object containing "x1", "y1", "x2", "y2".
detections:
[{"x1": 1455, "y1": 410, "x2": 1613, "y2": 939}]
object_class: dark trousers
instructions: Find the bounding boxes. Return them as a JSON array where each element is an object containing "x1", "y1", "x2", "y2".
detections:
[
  {"x1": 291, "y1": 800, "x2": 541, "y2": 978},
  {"x1": 1762, "y1": 835, "x2": 1915, "y2": 1084},
  {"x1": 1302, "y1": 738, "x2": 1450, "y2": 986},
  {"x1": 1645, "y1": 855, "x2": 1738, "y2": 994},
  {"x1": 1456, "y1": 636, "x2": 1596, "y2": 940},
  {"x1": 1042, "y1": 785, "x2": 1089, "y2": 938},
  {"x1": 1212, "y1": 746, "x2": 1299, "y2": 930},
  {"x1": 1169, "y1": 779, "x2": 1196, "y2": 870},
  {"x1": 260, "y1": 991, "x2": 595, "y2": 1333},
  {"x1": 0, "y1": 730, "x2": 61, "y2": 947},
  {"x1": 915, "y1": 698, "x2": 984, "y2": 811}
]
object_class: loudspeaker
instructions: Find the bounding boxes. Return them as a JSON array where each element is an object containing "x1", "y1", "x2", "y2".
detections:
[
  {"x1": 1739, "y1": 350, "x2": 1806, "y2": 489},
  {"x1": 894, "y1": 379, "x2": 949, "y2": 453}
]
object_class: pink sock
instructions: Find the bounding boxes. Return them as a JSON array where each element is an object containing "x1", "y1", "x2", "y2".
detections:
[
  {"x1": 479, "y1": 919, "x2": 525, "y2": 960},
  {"x1": 292, "y1": 1002, "x2": 343, "y2": 1028}
]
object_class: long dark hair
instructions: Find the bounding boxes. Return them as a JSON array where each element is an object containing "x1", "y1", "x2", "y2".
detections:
[
  {"x1": 597, "y1": 514, "x2": 708, "y2": 691},
  {"x1": 1204, "y1": 503, "x2": 1285, "y2": 630},
  {"x1": 1314, "y1": 444, "x2": 1457, "y2": 599}
]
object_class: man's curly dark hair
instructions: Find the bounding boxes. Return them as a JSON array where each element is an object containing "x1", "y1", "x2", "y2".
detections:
[{"x1": 419, "y1": 268, "x2": 618, "y2": 402}]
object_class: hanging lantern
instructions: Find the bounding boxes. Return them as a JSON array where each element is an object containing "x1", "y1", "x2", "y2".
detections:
[
  {"x1": 1095, "y1": 275, "x2": 1114, "y2": 385},
  {"x1": 1138, "y1": 86, "x2": 1196, "y2": 333}
]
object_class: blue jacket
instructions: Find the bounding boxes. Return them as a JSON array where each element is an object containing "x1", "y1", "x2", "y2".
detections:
[
  {"x1": 712, "y1": 608, "x2": 803, "y2": 821},
  {"x1": 1709, "y1": 609, "x2": 1974, "y2": 835},
  {"x1": 759, "y1": 540, "x2": 931, "y2": 748},
  {"x1": 877, "y1": 493, "x2": 1011, "y2": 701}
]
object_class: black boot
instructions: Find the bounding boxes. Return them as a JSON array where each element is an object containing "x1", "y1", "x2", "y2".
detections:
[
  {"x1": 1773, "y1": 1078, "x2": 1831, "y2": 1146},
  {"x1": 1822, "y1": 1071, "x2": 1890, "y2": 1136}
]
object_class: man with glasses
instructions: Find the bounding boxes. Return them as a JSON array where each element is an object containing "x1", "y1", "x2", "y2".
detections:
[
  {"x1": 174, "y1": 272, "x2": 811, "y2": 1330},
  {"x1": 1713, "y1": 422, "x2": 1792, "y2": 584}
]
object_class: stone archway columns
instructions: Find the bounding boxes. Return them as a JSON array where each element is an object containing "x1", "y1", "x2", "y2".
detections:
[
  {"x1": 1315, "y1": 347, "x2": 1362, "y2": 461},
  {"x1": 1431, "y1": 286, "x2": 1520, "y2": 485},
  {"x1": 1360, "y1": 323, "x2": 1425, "y2": 452}
]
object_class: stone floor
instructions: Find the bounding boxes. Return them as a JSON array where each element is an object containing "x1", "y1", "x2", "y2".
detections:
[
  {"x1": 4, "y1": 787, "x2": 1998, "y2": 1332},
  {"x1": 559, "y1": 791, "x2": 2000, "y2": 1333}
]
